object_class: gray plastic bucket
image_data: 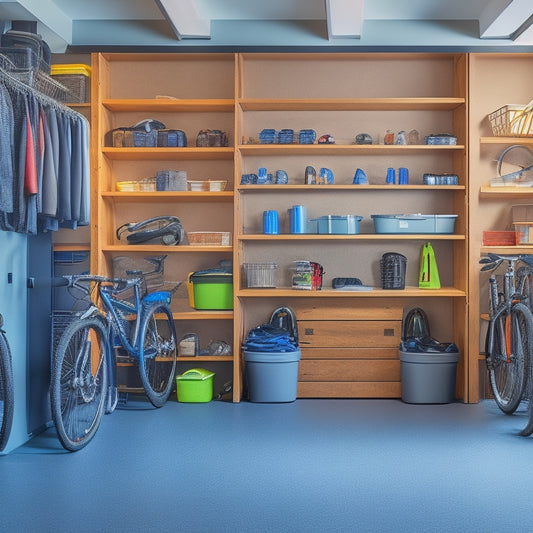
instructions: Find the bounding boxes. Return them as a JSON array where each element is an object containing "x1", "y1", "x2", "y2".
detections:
[
  {"x1": 244, "y1": 349, "x2": 301, "y2": 403},
  {"x1": 399, "y1": 350, "x2": 459, "y2": 404}
]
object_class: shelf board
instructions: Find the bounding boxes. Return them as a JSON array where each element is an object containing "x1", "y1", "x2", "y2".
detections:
[
  {"x1": 480, "y1": 136, "x2": 533, "y2": 144},
  {"x1": 480, "y1": 186, "x2": 533, "y2": 197},
  {"x1": 53, "y1": 243, "x2": 90, "y2": 251},
  {"x1": 237, "y1": 286, "x2": 465, "y2": 297},
  {"x1": 102, "y1": 191, "x2": 234, "y2": 202},
  {"x1": 238, "y1": 234, "x2": 465, "y2": 241},
  {"x1": 102, "y1": 98, "x2": 234, "y2": 112},
  {"x1": 101, "y1": 245, "x2": 232, "y2": 253},
  {"x1": 177, "y1": 355, "x2": 233, "y2": 362},
  {"x1": 172, "y1": 310, "x2": 233, "y2": 320},
  {"x1": 481, "y1": 245, "x2": 533, "y2": 254},
  {"x1": 237, "y1": 184, "x2": 465, "y2": 191},
  {"x1": 238, "y1": 97, "x2": 466, "y2": 111},
  {"x1": 101, "y1": 147, "x2": 234, "y2": 161},
  {"x1": 238, "y1": 144, "x2": 464, "y2": 156}
]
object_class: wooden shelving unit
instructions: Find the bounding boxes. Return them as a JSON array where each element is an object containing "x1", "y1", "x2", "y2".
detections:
[
  {"x1": 91, "y1": 52, "x2": 237, "y2": 398},
  {"x1": 469, "y1": 53, "x2": 533, "y2": 401},
  {"x1": 234, "y1": 52, "x2": 469, "y2": 400},
  {"x1": 91, "y1": 52, "x2": 471, "y2": 402}
]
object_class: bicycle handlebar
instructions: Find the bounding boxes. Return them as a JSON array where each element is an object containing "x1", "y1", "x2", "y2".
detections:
[{"x1": 62, "y1": 274, "x2": 141, "y2": 298}]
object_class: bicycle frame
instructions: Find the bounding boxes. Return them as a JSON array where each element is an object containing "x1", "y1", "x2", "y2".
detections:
[
  {"x1": 488, "y1": 264, "x2": 520, "y2": 364},
  {"x1": 99, "y1": 282, "x2": 145, "y2": 358},
  {"x1": 64, "y1": 274, "x2": 172, "y2": 413}
]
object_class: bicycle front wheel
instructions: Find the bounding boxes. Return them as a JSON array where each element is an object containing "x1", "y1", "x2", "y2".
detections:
[
  {"x1": 0, "y1": 329, "x2": 14, "y2": 452},
  {"x1": 138, "y1": 303, "x2": 176, "y2": 408},
  {"x1": 486, "y1": 302, "x2": 532, "y2": 414},
  {"x1": 50, "y1": 317, "x2": 108, "y2": 451}
]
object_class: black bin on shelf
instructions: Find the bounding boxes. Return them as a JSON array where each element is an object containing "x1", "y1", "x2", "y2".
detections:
[{"x1": 380, "y1": 252, "x2": 407, "y2": 290}]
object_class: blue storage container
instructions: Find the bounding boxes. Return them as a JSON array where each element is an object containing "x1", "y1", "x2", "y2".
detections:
[
  {"x1": 371, "y1": 214, "x2": 457, "y2": 234},
  {"x1": 314, "y1": 215, "x2": 363, "y2": 234},
  {"x1": 244, "y1": 349, "x2": 301, "y2": 403}
]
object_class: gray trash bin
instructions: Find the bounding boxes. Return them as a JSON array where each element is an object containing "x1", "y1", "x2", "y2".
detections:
[
  {"x1": 399, "y1": 350, "x2": 459, "y2": 404},
  {"x1": 244, "y1": 349, "x2": 301, "y2": 403}
]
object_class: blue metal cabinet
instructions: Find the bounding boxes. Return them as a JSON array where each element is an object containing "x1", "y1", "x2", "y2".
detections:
[{"x1": 0, "y1": 231, "x2": 53, "y2": 454}]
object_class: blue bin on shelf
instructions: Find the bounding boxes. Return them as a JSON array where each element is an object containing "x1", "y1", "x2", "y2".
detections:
[{"x1": 244, "y1": 349, "x2": 301, "y2": 403}]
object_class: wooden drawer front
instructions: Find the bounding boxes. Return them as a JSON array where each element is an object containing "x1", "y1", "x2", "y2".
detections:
[
  {"x1": 301, "y1": 347, "x2": 399, "y2": 359},
  {"x1": 298, "y1": 381, "x2": 401, "y2": 398},
  {"x1": 295, "y1": 303, "x2": 403, "y2": 321},
  {"x1": 299, "y1": 320, "x2": 401, "y2": 348},
  {"x1": 299, "y1": 359, "x2": 400, "y2": 382}
]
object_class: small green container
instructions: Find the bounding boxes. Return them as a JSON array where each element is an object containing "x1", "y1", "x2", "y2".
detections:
[
  {"x1": 176, "y1": 368, "x2": 215, "y2": 403},
  {"x1": 189, "y1": 271, "x2": 233, "y2": 310}
]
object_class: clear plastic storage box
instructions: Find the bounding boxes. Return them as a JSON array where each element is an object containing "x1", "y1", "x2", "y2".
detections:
[{"x1": 243, "y1": 262, "x2": 278, "y2": 288}]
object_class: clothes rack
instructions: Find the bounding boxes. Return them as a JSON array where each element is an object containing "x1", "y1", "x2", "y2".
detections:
[{"x1": 0, "y1": 59, "x2": 90, "y2": 235}]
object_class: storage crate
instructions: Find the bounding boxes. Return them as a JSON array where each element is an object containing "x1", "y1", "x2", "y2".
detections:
[
  {"x1": 116, "y1": 177, "x2": 156, "y2": 192},
  {"x1": 314, "y1": 215, "x2": 362, "y2": 234},
  {"x1": 482, "y1": 231, "x2": 518, "y2": 246},
  {"x1": 187, "y1": 231, "x2": 231, "y2": 246},
  {"x1": 187, "y1": 180, "x2": 227, "y2": 191},
  {"x1": 187, "y1": 271, "x2": 233, "y2": 310},
  {"x1": 50, "y1": 64, "x2": 91, "y2": 103},
  {"x1": 371, "y1": 214, "x2": 457, "y2": 234},
  {"x1": 488, "y1": 104, "x2": 533, "y2": 137},
  {"x1": 513, "y1": 223, "x2": 533, "y2": 244},
  {"x1": 512, "y1": 204, "x2": 533, "y2": 222},
  {"x1": 243, "y1": 262, "x2": 278, "y2": 288}
]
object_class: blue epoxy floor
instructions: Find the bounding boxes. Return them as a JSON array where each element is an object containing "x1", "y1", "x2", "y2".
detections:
[{"x1": 1, "y1": 398, "x2": 532, "y2": 533}]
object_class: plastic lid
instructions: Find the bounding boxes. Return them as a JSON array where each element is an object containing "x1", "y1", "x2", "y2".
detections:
[
  {"x1": 51, "y1": 63, "x2": 92, "y2": 77},
  {"x1": 244, "y1": 349, "x2": 301, "y2": 363},
  {"x1": 176, "y1": 368, "x2": 215, "y2": 381},
  {"x1": 399, "y1": 351, "x2": 459, "y2": 364}
]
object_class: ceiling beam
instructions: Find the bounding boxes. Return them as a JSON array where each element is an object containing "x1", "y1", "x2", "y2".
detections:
[
  {"x1": 325, "y1": 0, "x2": 364, "y2": 39},
  {"x1": 6, "y1": 0, "x2": 73, "y2": 43},
  {"x1": 155, "y1": 0, "x2": 210, "y2": 40},
  {"x1": 479, "y1": 0, "x2": 533, "y2": 39}
]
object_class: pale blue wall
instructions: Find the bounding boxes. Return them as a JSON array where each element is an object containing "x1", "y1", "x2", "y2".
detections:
[{"x1": 0, "y1": 230, "x2": 29, "y2": 454}]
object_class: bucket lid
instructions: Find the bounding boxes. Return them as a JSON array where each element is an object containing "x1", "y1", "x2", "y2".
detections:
[
  {"x1": 190, "y1": 270, "x2": 232, "y2": 284},
  {"x1": 399, "y1": 351, "x2": 459, "y2": 364},
  {"x1": 244, "y1": 349, "x2": 301, "y2": 363},
  {"x1": 176, "y1": 368, "x2": 215, "y2": 381}
]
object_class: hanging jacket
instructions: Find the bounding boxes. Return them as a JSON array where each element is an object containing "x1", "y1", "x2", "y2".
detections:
[{"x1": 0, "y1": 81, "x2": 14, "y2": 216}]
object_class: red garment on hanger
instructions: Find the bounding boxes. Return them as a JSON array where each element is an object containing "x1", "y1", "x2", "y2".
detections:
[{"x1": 24, "y1": 111, "x2": 38, "y2": 195}]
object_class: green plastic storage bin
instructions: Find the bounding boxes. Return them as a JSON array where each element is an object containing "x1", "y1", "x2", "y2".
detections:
[
  {"x1": 188, "y1": 271, "x2": 233, "y2": 310},
  {"x1": 176, "y1": 368, "x2": 215, "y2": 403}
]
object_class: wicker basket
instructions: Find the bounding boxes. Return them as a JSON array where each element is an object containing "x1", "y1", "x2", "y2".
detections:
[
  {"x1": 187, "y1": 231, "x2": 231, "y2": 246},
  {"x1": 488, "y1": 103, "x2": 533, "y2": 137},
  {"x1": 51, "y1": 64, "x2": 91, "y2": 103}
]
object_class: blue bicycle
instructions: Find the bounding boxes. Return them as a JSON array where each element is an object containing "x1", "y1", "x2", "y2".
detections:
[
  {"x1": 0, "y1": 313, "x2": 14, "y2": 452},
  {"x1": 50, "y1": 269, "x2": 178, "y2": 451}
]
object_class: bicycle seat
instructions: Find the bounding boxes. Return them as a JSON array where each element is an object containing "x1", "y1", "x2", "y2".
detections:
[{"x1": 143, "y1": 291, "x2": 171, "y2": 305}]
